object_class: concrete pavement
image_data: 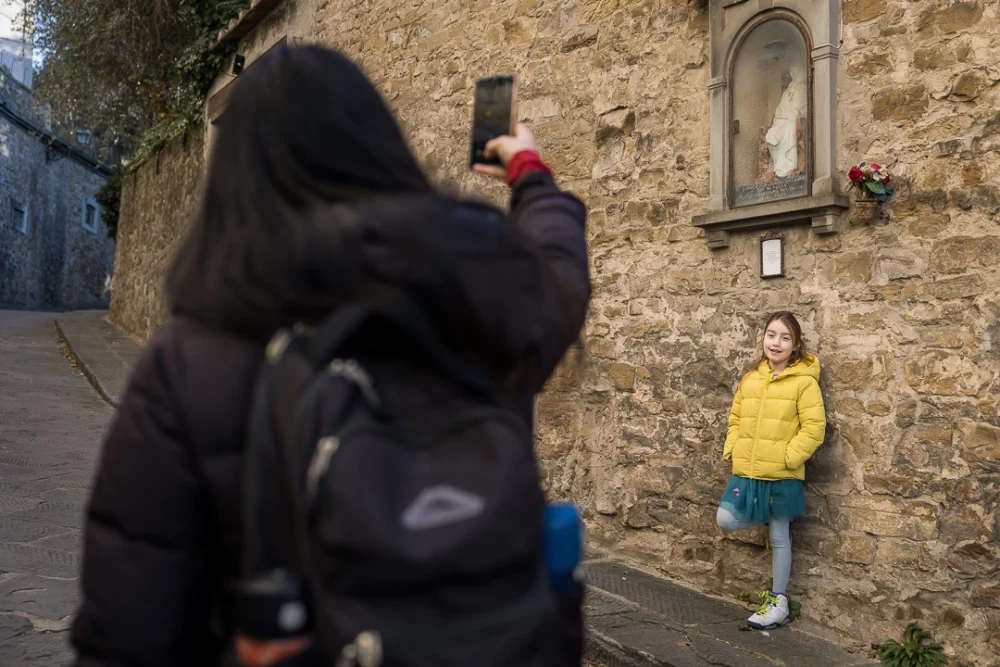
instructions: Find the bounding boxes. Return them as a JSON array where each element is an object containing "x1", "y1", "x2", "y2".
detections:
[
  {"x1": 581, "y1": 554, "x2": 877, "y2": 666},
  {"x1": 0, "y1": 311, "x2": 113, "y2": 666}
]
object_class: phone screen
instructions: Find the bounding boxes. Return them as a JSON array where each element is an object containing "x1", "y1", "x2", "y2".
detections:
[{"x1": 470, "y1": 75, "x2": 516, "y2": 168}]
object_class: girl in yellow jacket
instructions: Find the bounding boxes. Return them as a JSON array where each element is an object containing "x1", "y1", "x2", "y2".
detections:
[{"x1": 718, "y1": 311, "x2": 826, "y2": 630}]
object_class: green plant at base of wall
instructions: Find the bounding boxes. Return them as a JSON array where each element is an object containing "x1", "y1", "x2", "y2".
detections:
[{"x1": 875, "y1": 623, "x2": 947, "y2": 667}]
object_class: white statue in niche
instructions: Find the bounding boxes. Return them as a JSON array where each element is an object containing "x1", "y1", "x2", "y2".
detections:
[{"x1": 764, "y1": 64, "x2": 806, "y2": 178}]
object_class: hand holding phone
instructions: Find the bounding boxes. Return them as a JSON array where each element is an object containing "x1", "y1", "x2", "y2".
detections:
[
  {"x1": 470, "y1": 75, "x2": 517, "y2": 169},
  {"x1": 473, "y1": 124, "x2": 539, "y2": 180}
]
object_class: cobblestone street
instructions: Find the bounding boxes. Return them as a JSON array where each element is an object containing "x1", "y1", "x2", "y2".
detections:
[{"x1": 0, "y1": 311, "x2": 112, "y2": 666}]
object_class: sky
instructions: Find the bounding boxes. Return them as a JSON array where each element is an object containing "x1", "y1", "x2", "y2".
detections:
[{"x1": 0, "y1": 0, "x2": 24, "y2": 41}]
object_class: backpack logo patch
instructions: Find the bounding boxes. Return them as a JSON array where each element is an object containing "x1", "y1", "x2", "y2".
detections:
[{"x1": 401, "y1": 485, "x2": 485, "y2": 531}]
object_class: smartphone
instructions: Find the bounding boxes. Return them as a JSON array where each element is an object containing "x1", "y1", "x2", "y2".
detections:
[{"x1": 470, "y1": 75, "x2": 517, "y2": 168}]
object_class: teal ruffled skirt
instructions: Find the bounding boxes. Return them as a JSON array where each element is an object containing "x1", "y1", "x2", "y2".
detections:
[{"x1": 718, "y1": 475, "x2": 806, "y2": 525}]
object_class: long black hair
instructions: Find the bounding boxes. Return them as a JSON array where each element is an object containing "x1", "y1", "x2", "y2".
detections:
[{"x1": 165, "y1": 45, "x2": 437, "y2": 341}]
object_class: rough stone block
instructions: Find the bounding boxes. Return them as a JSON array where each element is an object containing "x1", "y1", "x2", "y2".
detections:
[
  {"x1": 608, "y1": 362, "x2": 637, "y2": 392},
  {"x1": 864, "y1": 473, "x2": 920, "y2": 498},
  {"x1": 875, "y1": 539, "x2": 939, "y2": 571},
  {"x1": 818, "y1": 251, "x2": 873, "y2": 284},
  {"x1": 919, "y1": 274, "x2": 983, "y2": 301},
  {"x1": 947, "y1": 541, "x2": 998, "y2": 578},
  {"x1": 836, "y1": 496, "x2": 939, "y2": 540},
  {"x1": 847, "y1": 50, "x2": 890, "y2": 78},
  {"x1": 950, "y1": 70, "x2": 989, "y2": 101},
  {"x1": 906, "y1": 214, "x2": 951, "y2": 239},
  {"x1": 905, "y1": 350, "x2": 987, "y2": 396},
  {"x1": 827, "y1": 352, "x2": 891, "y2": 391},
  {"x1": 970, "y1": 586, "x2": 1000, "y2": 608},
  {"x1": 913, "y1": 45, "x2": 957, "y2": 70},
  {"x1": 956, "y1": 421, "x2": 1000, "y2": 466},
  {"x1": 917, "y1": 1, "x2": 985, "y2": 35},
  {"x1": 837, "y1": 532, "x2": 878, "y2": 565},
  {"x1": 930, "y1": 236, "x2": 1000, "y2": 274},
  {"x1": 587, "y1": 337, "x2": 617, "y2": 360},
  {"x1": 535, "y1": 395, "x2": 581, "y2": 458},
  {"x1": 872, "y1": 85, "x2": 928, "y2": 122},
  {"x1": 843, "y1": 0, "x2": 883, "y2": 23}
]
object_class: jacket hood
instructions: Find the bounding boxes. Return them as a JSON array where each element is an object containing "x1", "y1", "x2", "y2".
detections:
[{"x1": 756, "y1": 353, "x2": 820, "y2": 381}]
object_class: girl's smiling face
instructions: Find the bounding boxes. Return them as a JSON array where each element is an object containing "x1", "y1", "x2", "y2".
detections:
[{"x1": 763, "y1": 319, "x2": 796, "y2": 370}]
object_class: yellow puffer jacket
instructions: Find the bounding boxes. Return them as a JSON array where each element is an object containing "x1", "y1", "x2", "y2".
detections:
[{"x1": 722, "y1": 354, "x2": 826, "y2": 481}]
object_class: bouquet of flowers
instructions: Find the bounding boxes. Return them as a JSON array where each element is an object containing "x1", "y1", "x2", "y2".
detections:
[{"x1": 848, "y1": 161, "x2": 894, "y2": 202}]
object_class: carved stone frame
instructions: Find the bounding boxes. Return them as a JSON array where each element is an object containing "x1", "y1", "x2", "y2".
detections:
[{"x1": 693, "y1": 0, "x2": 847, "y2": 249}]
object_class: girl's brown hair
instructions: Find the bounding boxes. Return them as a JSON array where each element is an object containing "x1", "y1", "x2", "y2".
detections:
[{"x1": 753, "y1": 311, "x2": 806, "y2": 370}]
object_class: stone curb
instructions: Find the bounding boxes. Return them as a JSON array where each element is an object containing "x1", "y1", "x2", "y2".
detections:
[
  {"x1": 586, "y1": 629, "x2": 672, "y2": 667},
  {"x1": 54, "y1": 318, "x2": 119, "y2": 409}
]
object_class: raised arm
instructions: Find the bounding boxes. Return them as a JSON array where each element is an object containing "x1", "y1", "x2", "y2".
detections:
[{"x1": 473, "y1": 123, "x2": 591, "y2": 396}]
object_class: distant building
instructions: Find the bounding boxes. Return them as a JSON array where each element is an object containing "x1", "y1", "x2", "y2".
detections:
[{"x1": 0, "y1": 61, "x2": 113, "y2": 310}]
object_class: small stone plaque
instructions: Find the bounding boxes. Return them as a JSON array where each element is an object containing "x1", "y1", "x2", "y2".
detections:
[{"x1": 760, "y1": 237, "x2": 784, "y2": 278}]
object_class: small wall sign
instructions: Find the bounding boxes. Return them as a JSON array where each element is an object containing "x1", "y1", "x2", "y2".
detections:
[{"x1": 760, "y1": 236, "x2": 784, "y2": 278}]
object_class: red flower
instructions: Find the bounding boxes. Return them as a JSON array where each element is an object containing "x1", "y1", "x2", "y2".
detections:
[
  {"x1": 848, "y1": 166, "x2": 864, "y2": 182},
  {"x1": 870, "y1": 163, "x2": 882, "y2": 172},
  {"x1": 883, "y1": 175, "x2": 891, "y2": 184}
]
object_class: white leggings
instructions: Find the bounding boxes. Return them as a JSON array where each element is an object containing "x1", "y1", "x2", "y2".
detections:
[{"x1": 716, "y1": 506, "x2": 792, "y2": 595}]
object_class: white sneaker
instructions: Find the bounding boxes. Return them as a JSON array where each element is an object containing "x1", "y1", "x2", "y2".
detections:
[{"x1": 747, "y1": 590, "x2": 790, "y2": 629}]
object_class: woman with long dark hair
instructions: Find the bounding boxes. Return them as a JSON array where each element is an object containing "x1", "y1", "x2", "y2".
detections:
[{"x1": 71, "y1": 45, "x2": 589, "y2": 666}]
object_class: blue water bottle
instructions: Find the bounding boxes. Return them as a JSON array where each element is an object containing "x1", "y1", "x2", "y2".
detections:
[{"x1": 544, "y1": 502, "x2": 584, "y2": 594}]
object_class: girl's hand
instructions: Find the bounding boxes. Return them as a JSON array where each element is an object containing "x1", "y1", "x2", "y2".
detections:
[{"x1": 473, "y1": 123, "x2": 539, "y2": 180}]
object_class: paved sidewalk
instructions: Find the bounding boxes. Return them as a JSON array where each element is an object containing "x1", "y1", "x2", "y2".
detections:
[
  {"x1": 54, "y1": 312, "x2": 877, "y2": 666},
  {"x1": 582, "y1": 552, "x2": 876, "y2": 666},
  {"x1": 54, "y1": 311, "x2": 143, "y2": 407},
  {"x1": 0, "y1": 311, "x2": 114, "y2": 665}
]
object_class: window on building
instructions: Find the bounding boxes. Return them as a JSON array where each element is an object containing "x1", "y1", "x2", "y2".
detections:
[
  {"x1": 12, "y1": 202, "x2": 28, "y2": 234},
  {"x1": 83, "y1": 200, "x2": 99, "y2": 233}
]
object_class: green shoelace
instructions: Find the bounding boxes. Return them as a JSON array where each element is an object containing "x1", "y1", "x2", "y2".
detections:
[{"x1": 757, "y1": 590, "x2": 780, "y2": 614}]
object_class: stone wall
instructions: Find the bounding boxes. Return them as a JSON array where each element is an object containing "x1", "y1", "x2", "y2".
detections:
[
  {"x1": 0, "y1": 69, "x2": 114, "y2": 310},
  {"x1": 108, "y1": 0, "x2": 1000, "y2": 662},
  {"x1": 108, "y1": 127, "x2": 205, "y2": 339}
]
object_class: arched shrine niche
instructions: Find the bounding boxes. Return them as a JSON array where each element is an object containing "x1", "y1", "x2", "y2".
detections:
[
  {"x1": 730, "y1": 15, "x2": 811, "y2": 208},
  {"x1": 694, "y1": 0, "x2": 846, "y2": 249}
]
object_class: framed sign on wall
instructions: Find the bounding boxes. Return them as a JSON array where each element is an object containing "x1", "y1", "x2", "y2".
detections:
[{"x1": 760, "y1": 236, "x2": 785, "y2": 278}]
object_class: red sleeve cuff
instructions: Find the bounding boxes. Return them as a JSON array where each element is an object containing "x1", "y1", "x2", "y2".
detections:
[{"x1": 506, "y1": 150, "x2": 553, "y2": 187}]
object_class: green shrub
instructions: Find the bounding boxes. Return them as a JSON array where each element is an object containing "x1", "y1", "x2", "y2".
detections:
[{"x1": 876, "y1": 623, "x2": 947, "y2": 667}]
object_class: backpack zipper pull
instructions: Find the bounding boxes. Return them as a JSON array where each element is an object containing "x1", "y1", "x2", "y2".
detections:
[
  {"x1": 334, "y1": 630, "x2": 382, "y2": 667},
  {"x1": 306, "y1": 436, "x2": 339, "y2": 503},
  {"x1": 329, "y1": 359, "x2": 382, "y2": 410},
  {"x1": 356, "y1": 631, "x2": 383, "y2": 666}
]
